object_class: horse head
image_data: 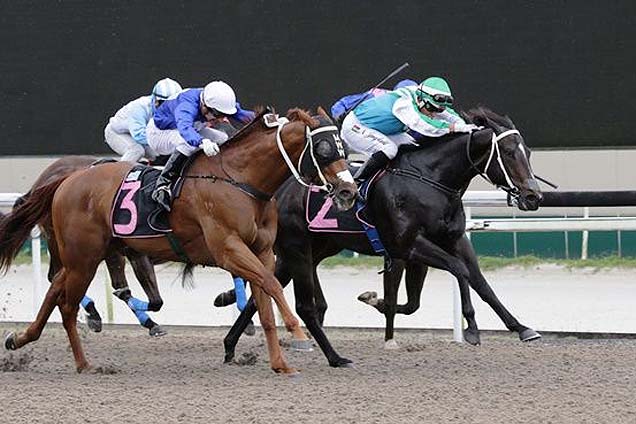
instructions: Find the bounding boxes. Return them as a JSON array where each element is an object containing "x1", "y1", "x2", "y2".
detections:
[
  {"x1": 463, "y1": 107, "x2": 542, "y2": 211},
  {"x1": 287, "y1": 108, "x2": 357, "y2": 211}
]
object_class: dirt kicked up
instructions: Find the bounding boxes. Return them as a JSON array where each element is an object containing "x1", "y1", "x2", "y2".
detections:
[{"x1": 0, "y1": 323, "x2": 634, "y2": 424}]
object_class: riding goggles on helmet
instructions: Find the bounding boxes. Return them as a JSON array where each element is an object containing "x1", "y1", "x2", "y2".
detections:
[{"x1": 418, "y1": 89, "x2": 454, "y2": 106}]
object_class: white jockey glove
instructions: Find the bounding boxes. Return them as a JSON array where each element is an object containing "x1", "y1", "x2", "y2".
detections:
[
  {"x1": 454, "y1": 123, "x2": 483, "y2": 133},
  {"x1": 201, "y1": 138, "x2": 220, "y2": 156}
]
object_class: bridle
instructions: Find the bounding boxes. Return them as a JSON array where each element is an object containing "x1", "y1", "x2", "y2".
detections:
[
  {"x1": 276, "y1": 120, "x2": 344, "y2": 194},
  {"x1": 466, "y1": 128, "x2": 526, "y2": 202}
]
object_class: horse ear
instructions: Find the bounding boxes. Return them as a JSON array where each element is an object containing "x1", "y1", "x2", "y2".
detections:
[
  {"x1": 287, "y1": 108, "x2": 302, "y2": 122},
  {"x1": 316, "y1": 106, "x2": 333, "y2": 121},
  {"x1": 471, "y1": 115, "x2": 488, "y2": 127}
]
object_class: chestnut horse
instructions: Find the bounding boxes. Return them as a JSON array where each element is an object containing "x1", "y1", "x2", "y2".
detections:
[
  {"x1": 12, "y1": 156, "x2": 166, "y2": 335},
  {"x1": 0, "y1": 109, "x2": 357, "y2": 374}
]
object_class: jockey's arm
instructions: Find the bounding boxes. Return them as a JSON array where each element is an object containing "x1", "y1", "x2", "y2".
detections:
[
  {"x1": 392, "y1": 96, "x2": 452, "y2": 138},
  {"x1": 233, "y1": 102, "x2": 256, "y2": 124},
  {"x1": 174, "y1": 101, "x2": 203, "y2": 147},
  {"x1": 127, "y1": 105, "x2": 150, "y2": 145}
]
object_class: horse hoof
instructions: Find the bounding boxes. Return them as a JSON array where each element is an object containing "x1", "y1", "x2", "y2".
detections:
[
  {"x1": 329, "y1": 357, "x2": 354, "y2": 368},
  {"x1": 243, "y1": 322, "x2": 256, "y2": 337},
  {"x1": 519, "y1": 328, "x2": 542, "y2": 342},
  {"x1": 384, "y1": 339, "x2": 400, "y2": 350},
  {"x1": 213, "y1": 291, "x2": 236, "y2": 307},
  {"x1": 86, "y1": 316, "x2": 102, "y2": 333},
  {"x1": 223, "y1": 352, "x2": 235, "y2": 364},
  {"x1": 278, "y1": 368, "x2": 300, "y2": 376},
  {"x1": 4, "y1": 332, "x2": 17, "y2": 351},
  {"x1": 463, "y1": 329, "x2": 481, "y2": 346},
  {"x1": 149, "y1": 325, "x2": 167, "y2": 337},
  {"x1": 357, "y1": 291, "x2": 378, "y2": 306},
  {"x1": 290, "y1": 339, "x2": 313, "y2": 352}
]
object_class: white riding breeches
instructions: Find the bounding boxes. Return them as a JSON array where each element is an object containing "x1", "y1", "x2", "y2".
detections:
[
  {"x1": 340, "y1": 113, "x2": 416, "y2": 159},
  {"x1": 146, "y1": 119, "x2": 229, "y2": 157},
  {"x1": 104, "y1": 123, "x2": 158, "y2": 163}
]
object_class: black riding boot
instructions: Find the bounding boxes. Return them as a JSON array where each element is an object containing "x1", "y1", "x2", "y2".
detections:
[
  {"x1": 151, "y1": 150, "x2": 189, "y2": 212},
  {"x1": 354, "y1": 151, "x2": 390, "y2": 185}
]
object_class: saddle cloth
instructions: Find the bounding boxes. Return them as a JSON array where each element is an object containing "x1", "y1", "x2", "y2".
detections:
[
  {"x1": 306, "y1": 166, "x2": 385, "y2": 231},
  {"x1": 111, "y1": 165, "x2": 174, "y2": 238}
]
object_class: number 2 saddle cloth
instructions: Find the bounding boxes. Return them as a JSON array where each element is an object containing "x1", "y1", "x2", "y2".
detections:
[
  {"x1": 306, "y1": 168, "x2": 386, "y2": 253},
  {"x1": 110, "y1": 165, "x2": 185, "y2": 238}
]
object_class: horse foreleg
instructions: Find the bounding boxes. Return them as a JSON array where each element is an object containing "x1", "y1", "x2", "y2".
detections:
[
  {"x1": 214, "y1": 239, "x2": 298, "y2": 374},
  {"x1": 454, "y1": 236, "x2": 541, "y2": 342},
  {"x1": 257, "y1": 249, "x2": 309, "y2": 345},
  {"x1": 222, "y1": 255, "x2": 293, "y2": 363},
  {"x1": 406, "y1": 234, "x2": 480, "y2": 344},
  {"x1": 381, "y1": 258, "x2": 405, "y2": 348}
]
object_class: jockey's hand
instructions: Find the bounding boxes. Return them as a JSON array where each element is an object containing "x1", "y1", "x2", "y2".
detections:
[
  {"x1": 201, "y1": 138, "x2": 220, "y2": 156},
  {"x1": 454, "y1": 123, "x2": 482, "y2": 133}
]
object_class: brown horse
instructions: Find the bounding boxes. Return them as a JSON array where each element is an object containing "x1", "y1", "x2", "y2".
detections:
[
  {"x1": 0, "y1": 109, "x2": 357, "y2": 374},
  {"x1": 14, "y1": 156, "x2": 165, "y2": 335}
]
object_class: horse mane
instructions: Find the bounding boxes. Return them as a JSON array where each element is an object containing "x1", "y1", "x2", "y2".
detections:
[
  {"x1": 462, "y1": 106, "x2": 516, "y2": 131},
  {"x1": 286, "y1": 108, "x2": 320, "y2": 128},
  {"x1": 227, "y1": 106, "x2": 321, "y2": 146}
]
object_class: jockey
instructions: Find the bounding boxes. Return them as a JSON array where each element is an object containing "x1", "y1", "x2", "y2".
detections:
[
  {"x1": 104, "y1": 78, "x2": 183, "y2": 163},
  {"x1": 330, "y1": 79, "x2": 417, "y2": 122},
  {"x1": 147, "y1": 80, "x2": 255, "y2": 211},
  {"x1": 340, "y1": 76, "x2": 480, "y2": 183}
]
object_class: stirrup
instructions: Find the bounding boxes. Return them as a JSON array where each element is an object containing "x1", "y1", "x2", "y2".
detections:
[{"x1": 153, "y1": 185, "x2": 172, "y2": 212}]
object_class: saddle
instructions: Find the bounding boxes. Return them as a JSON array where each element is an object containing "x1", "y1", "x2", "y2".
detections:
[{"x1": 110, "y1": 165, "x2": 186, "y2": 238}]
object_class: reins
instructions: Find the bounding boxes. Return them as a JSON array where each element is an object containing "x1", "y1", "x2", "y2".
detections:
[
  {"x1": 178, "y1": 113, "x2": 341, "y2": 201},
  {"x1": 385, "y1": 168, "x2": 461, "y2": 198}
]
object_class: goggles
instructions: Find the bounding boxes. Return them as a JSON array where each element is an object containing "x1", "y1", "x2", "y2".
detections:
[
  {"x1": 423, "y1": 100, "x2": 445, "y2": 113},
  {"x1": 205, "y1": 106, "x2": 228, "y2": 119},
  {"x1": 418, "y1": 89, "x2": 454, "y2": 106}
]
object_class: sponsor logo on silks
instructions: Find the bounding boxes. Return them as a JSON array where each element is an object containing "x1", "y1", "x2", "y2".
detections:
[
  {"x1": 352, "y1": 124, "x2": 361, "y2": 133},
  {"x1": 125, "y1": 170, "x2": 142, "y2": 182}
]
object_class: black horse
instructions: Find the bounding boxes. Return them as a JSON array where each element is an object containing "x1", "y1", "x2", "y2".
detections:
[{"x1": 218, "y1": 107, "x2": 543, "y2": 367}]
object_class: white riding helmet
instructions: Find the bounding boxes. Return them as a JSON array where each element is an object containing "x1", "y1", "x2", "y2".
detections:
[
  {"x1": 201, "y1": 81, "x2": 237, "y2": 115},
  {"x1": 152, "y1": 78, "x2": 183, "y2": 100}
]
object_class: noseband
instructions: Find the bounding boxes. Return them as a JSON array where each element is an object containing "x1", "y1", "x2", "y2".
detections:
[
  {"x1": 276, "y1": 121, "x2": 342, "y2": 193},
  {"x1": 466, "y1": 129, "x2": 523, "y2": 199}
]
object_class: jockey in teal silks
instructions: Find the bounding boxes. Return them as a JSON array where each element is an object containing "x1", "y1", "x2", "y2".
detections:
[{"x1": 340, "y1": 76, "x2": 480, "y2": 184}]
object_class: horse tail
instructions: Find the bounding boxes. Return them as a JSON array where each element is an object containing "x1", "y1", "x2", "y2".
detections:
[{"x1": 0, "y1": 177, "x2": 67, "y2": 274}]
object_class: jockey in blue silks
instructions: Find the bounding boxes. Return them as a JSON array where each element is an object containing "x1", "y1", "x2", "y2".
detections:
[
  {"x1": 105, "y1": 78, "x2": 183, "y2": 163},
  {"x1": 147, "y1": 80, "x2": 255, "y2": 212},
  {"x1": 146, "y1": 80, "x2": 253, "y2": 312}
]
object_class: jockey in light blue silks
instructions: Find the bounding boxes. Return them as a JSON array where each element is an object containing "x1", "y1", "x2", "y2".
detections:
[
  {"x1": 105, "y1": 78, "x2": 183, "y2": 163},
  {"x1": 82, "y1": 78, "x2": 183, "y2": 336},
  {"x1": 340, "y1": 76, "x2": 480, "y2": 183}
]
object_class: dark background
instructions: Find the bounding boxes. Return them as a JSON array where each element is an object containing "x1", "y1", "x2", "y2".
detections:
[{"x1": 1, "y1": 0, "x2": 634, "y2": 155}]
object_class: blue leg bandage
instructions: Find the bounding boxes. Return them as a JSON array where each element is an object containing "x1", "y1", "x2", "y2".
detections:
[
  {"x1": 127, "y1": 297, "x2": 149, "y2": 312},
  {"x1": 233, "y1": 276, "x2": 247, "y2": 311},
  {"x1": 80, "y1": 296, "x2": 94, "y2": 310},
  {"x1": 127, "y1": 297, "x2": 151, "y2": 326}
]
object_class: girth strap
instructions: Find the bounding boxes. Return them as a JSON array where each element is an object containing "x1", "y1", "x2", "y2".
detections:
[
  {"x1": 166, "y1": 232, "x2": 191, "y2": 264},
  {"x1": 182, "y1": 174, "x2": 272, "y2": 202},
  {"x1": 386, "y1": 168, "x2": 461, "y2": 199}
]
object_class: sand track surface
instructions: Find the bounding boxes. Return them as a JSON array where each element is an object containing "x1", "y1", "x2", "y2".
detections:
[{"x1": 1, "y1": 323, "x2": 635, "y2": 423}]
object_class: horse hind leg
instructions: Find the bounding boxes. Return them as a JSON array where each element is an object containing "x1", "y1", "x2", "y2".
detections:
[
  {"x1": 4, "y1": 269, "x2": 68, "y2": 351},
  {"x1": 58, "y1": 267, "x2": 100, "y2": 372}
]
